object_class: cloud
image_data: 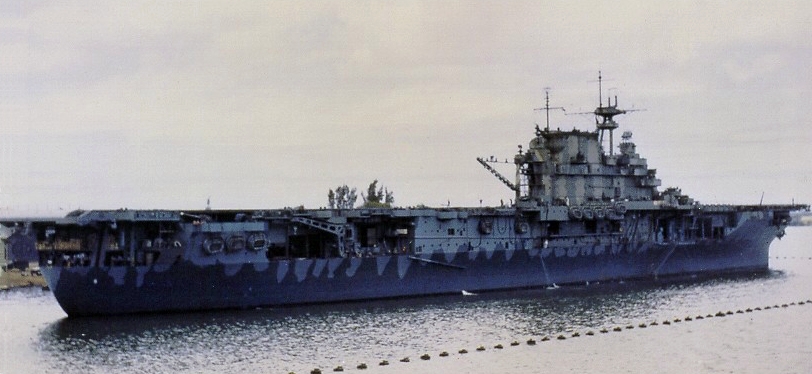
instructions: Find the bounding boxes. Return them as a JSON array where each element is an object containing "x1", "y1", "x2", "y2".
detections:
[{"x1": 0, "y1": 1, "x2": 810, "y2": 213}]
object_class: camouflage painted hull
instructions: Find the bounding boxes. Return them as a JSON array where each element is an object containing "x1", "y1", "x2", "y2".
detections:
[
  {"x1": 41, "y1": 217, "x2": 777, "y2": 317},
  {"x1": 9, "y1": 79, "x2": 807, "y2": 317}
]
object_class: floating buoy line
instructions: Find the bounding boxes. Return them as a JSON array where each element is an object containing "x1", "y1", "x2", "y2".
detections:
[
  {"x1": 292, "y1": 298, "x2": 811, "y2": 374},
  {"x1": 771, "y1": 256, "x2": 812, "y2": 260}
]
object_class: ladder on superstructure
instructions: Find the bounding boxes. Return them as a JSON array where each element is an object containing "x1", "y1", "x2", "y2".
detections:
[{"x1": 476, "y1": 157, "x2": 518, "y2": 191}]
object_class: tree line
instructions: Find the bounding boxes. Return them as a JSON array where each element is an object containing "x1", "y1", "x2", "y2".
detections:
[{"x1": 328, "y1": 180, "x2": 394, "y2": 209}]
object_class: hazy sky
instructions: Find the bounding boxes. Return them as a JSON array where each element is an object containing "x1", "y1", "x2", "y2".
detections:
[{"x1": 1, "y1": 1, "x2": 810, "y2": 214}]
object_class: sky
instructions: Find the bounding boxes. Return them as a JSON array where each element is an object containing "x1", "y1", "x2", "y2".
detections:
[{"x1": 1, "y1": 1, "x2": 810, "y2": 215}]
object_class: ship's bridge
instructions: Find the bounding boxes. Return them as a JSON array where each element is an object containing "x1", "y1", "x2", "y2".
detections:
[
  {"x1": 519, "y1": 124, "x2": 661, "y2": 206},
  {"x1": 477, "y1": 76, "x2": 661, "y2": 205},
  {"x1": 481, "y1": 82, "x2": 661, "y2": 207}
]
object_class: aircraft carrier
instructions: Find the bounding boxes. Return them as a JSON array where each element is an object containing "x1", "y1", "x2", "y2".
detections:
[{"x1": 1, "y1": 76, "x2": 806, "y2": 316}]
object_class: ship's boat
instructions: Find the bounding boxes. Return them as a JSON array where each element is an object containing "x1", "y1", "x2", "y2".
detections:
[{"x1": 1, "y1": 76, "x2": 807, "y2": 316}]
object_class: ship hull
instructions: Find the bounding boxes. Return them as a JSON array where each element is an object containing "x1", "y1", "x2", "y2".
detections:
[
  {"x1": 6, "y1": 80, "x2": 806, "y2": 317},
  {"x1": 41, "y1": 218, "x2": 778, "y2": 317}
]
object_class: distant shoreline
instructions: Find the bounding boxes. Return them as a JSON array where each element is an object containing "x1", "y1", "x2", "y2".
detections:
[
  {"x1": 0, "y1": 268, "x2": 47, "y2": 291},
  {"x1": 790, "y1": 212, "x2": 812, "y2": 226}
]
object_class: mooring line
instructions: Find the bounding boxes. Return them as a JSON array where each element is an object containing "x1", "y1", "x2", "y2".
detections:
[{"x1": 295, "y1": 298, "x2": 811, "y2": 374}]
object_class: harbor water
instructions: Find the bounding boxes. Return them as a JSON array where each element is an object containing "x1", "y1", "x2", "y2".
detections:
[{"x1": 2, "y1": 227, "x2": 811, "y2": 374}]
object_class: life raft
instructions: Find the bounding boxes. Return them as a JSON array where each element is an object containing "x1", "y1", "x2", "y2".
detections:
[
  {"x1": 569, "y1": 207, "x2": 583, "y2": 220},
  {"x1": 226, "y1": 235, "x2": 246, "y2": 253},
  {"x1": 247, "y1": 232, "x2": 268, "y2": 251},
  {"x1": 202, "y1": 236, "x2": 225, "y2": 255}
]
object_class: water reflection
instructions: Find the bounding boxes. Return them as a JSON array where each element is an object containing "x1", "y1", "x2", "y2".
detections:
[{"x1": 36, "y1": 270, "x2": 786, "y2": 373}]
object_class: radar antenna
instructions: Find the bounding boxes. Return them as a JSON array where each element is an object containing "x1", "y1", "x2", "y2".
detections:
[
  {"x1": 533, "y1": 88, "x2": 565, "y2": 132},
  {"x1": 591, "y1": 71, "x2": 642, "y2": 156}
]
